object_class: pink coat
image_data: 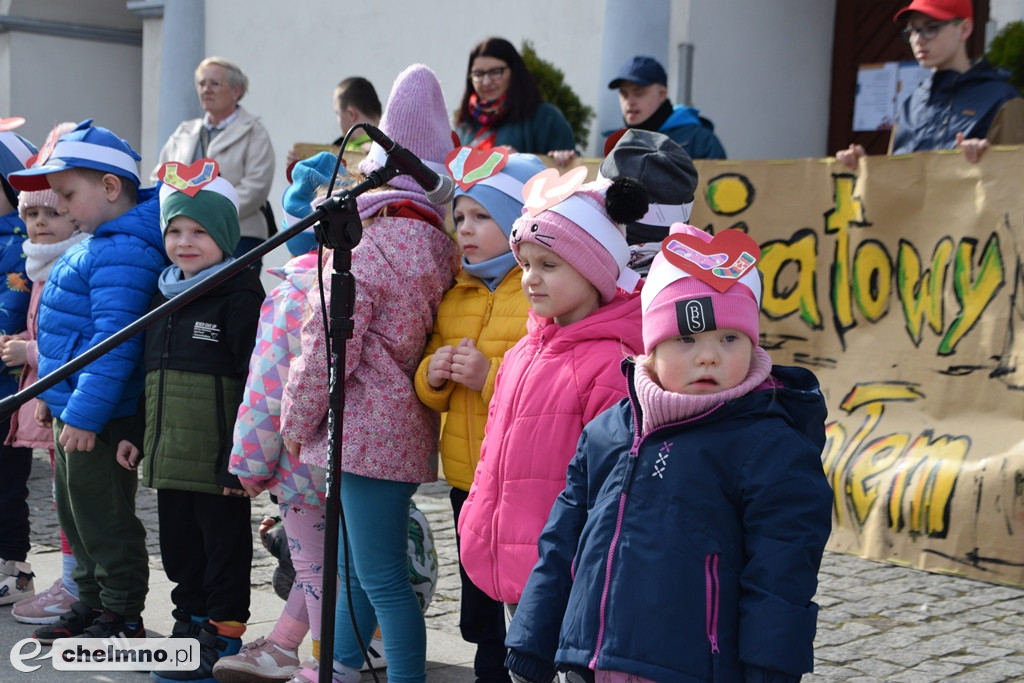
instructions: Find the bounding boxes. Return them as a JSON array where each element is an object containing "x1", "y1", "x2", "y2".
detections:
[
  {"x1": 458, "y1": 289, "x2": 644, "y2": 603},
  {"x1": 7, "y1": 281, "x2": 52, "y2": 449},
  {"x1": 279, "y1": 215, "x2": 459, "y2": 483}
]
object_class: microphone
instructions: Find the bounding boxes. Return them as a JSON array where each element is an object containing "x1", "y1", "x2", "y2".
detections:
[{"x1": 362, "y1": 123, "x2": 456, "y2": 204}]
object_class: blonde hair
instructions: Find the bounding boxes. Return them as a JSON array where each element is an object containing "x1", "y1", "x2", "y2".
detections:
[{"x1": 195, "y1": 56, "x2": 249, "y2": 100}]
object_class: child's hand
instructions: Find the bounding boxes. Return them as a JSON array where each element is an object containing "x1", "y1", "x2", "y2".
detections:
[
  {"x1": 835, "y1": 143, "x2": 866, "y2": 171},
  {"x1": 956, "y1": 132, "x2": 990, "y2": 164},
  {"x1": 222, "y1": 487, "x2": 248, "y2": 498},
  {"x1": 547, "y1": 149, "x2": 577, "y2": 168},
  {"x1": 240, "y1": 479, "x2": 264, "y2": 498},
  {"x1": 450, "y1": 338, "x2": 489, "y2": 392},
  {"x1": 258, "y1": 516, "x2": 279, "y2": 540},
  {"x1": 427, "y1": 345, "x2": 456, "y2": 389},
  {"x1": 59, "y1": 424, "x2": 96, "y2": 453},
  {"x1": 1, "y1": 338, "x2": 27, "y2": 367},
  {"x1": 283, "y1": 437, "x2": 301, "y2": 458},
  {"x1": 34, "y1": 400, "x2": 52, "y2": 428},
  {"x1": 115, "y1": 440, "x2": 140, "y2": 470}
]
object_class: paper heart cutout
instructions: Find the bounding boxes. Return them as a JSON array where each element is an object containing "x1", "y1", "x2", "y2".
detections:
[
  {"x1": 157, "y1": 159, "x2": 221, "y2": 197},
  {"x1": 0, "y1": 117, "x2": 25, "y2": 132},
  {"x1": 446, "y1": 146, "x2": 509, "y2": 191},
  {"x1": 660, "y1": 229, "x2": 761, "y2": 293},
  {"x1": 27, "y1": 121, "x2": 63, "y2": 168},
  {"x1": 522, "y1": 166, "x2": 588, "y2": 217}
]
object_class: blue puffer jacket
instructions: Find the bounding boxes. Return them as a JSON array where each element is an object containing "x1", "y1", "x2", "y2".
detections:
[
  {"x1": 660, "y1": 105, "x2": 727, "y2": 159},
  {"x1": 36, "y1": 187, "x2": 167, "y2": 432},
  {"x1": 892, "y1": 59, "x2": 1022, "y2": 154},
  {"x1": 506, "y1": 363, "x2": 833, "y2": 683},
  {"x1": 0, "y1": 211, "x2": 30, "y2": 399}
]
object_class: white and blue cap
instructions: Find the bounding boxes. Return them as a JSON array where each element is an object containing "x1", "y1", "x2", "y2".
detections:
[
  {"x1": 281, "y1": 151, "x2": 345, "y2": 256},
  {"x1": 448, "y1": 148, "x2": 546, "y2": 238},
  {"x1": 8, "y1": 119, "x2": 141, "y2": 192}
]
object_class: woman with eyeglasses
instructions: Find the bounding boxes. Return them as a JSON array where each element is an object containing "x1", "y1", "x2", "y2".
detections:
[
  {"x1": 455, "y1": 37, "x2": 577, "y2": 162},
  {"x1": 837, "y1": 0, "x2": 1024, "y2": 168},
  {"x1": 153, "y1": 57, "x2": 276, "y2": 269}
]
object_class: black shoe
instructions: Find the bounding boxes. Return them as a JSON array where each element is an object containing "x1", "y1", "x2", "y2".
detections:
[
  {"x1": 82, "y1": 610, "x2": 146, "y2": 639},
  {"x1": 151, "y1": 620, "x2": 241, "y2": 682},
  {"x1": 32, "y1": 601, "x2": 101, "y2": 644},
  {"x1": 169, "y1": 608, "x2": 201, "y2": 638},
  {"x1": 263, "y1": 521, "x2": 296, "y2": 600}
]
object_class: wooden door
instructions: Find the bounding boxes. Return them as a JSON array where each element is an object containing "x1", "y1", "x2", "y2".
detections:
[{"x1": 828, "y1": 0, "x2": 991, "y2": 155}]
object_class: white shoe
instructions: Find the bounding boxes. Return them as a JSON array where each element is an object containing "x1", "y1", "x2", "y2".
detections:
[
  {"x1": 0, "y1": 559, "x2": 34, "y2": 606},
  {"x1": 359, "y1": 636, "x2": 386, "y2": 671}
]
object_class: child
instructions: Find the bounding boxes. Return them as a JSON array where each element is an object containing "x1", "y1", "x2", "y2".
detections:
[
  {"x1": 414, "y1": 147, "x2": 545, "y2": 681},
  {"x1": 837, "y1": 0, "x2": 1024, "y2": 166},
  {"x1": 457, "y1": 170, "x2": 648, "y2": 614},
  {"x1": 504, "y1": 224, "x2": 834, "y2": 683},
  {"x1": 115, "y1": 159, "x2": 264, "y2": 682},
  {"x1": 2, "y1": 122, "x2": 88, "y2": 624},
  {"x1": 279, "y1": 63, "x2": 460, "y2": 683},
  {"x1": 214, "y1": 153, "x2": 332, "y2": 681},
  {"x1": 8, "y1": 119, "x2": 167, "y2": 642},
  {"x1": 0, "y1": 119, "x2": 34, "y2": 608},
  {"x1": 599, "y1": 128, "x2": 698, "y2": 275}
]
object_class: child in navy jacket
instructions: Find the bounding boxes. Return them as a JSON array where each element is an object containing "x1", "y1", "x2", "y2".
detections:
[{"x1": 505, "y1": 224, "x2": 833, "y2": 682}]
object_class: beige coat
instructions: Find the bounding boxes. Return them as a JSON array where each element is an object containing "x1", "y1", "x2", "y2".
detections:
[{"x1": 153, "y1": 106, "x2": 276, "y2": 240}]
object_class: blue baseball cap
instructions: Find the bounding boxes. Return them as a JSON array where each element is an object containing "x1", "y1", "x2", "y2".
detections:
[
  {"x1": 608, "y1": 56, "x2": 668, "y2": 89},
  {"x1": 8, "y1": 119, "x2": 141, "y2": 192}
]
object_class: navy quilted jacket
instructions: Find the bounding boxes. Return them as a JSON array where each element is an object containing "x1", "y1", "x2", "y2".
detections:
[{"x1": 506, "y1": 363, "x2": 833, "y2": 683}]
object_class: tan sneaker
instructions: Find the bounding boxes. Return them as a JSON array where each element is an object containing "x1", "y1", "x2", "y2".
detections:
[{"x1": 0, "y1": 558, "x2": 34, "y2": 606}]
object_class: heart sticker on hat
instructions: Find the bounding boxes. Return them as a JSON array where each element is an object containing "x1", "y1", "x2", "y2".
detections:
[
  {"x1": 158, "y1": 158, "x2": 221, "y2": 197},
  {"x1": 446, "y1": 146, "x2": 508, "y2": 191},
  {"x1": 0, "y1": 117, "x2": 25, "y2": 132},
  {"x1": 27, "y1": 121, "x2": 64, "y2": 168},
  {"x1": 660, "y1": 229, "x2": 760, "y2": 293},
  {"x1": 522, "y1": 166, "x2": 588, "y2": 217}
]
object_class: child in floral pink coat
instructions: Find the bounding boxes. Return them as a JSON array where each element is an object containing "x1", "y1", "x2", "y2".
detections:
[{"x1": 279, "y1": 64, "x2": 460, "y2": 683}]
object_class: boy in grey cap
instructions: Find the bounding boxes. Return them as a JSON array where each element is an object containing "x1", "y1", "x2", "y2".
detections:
[{"x1": 599, "y1": 128, "x2": 699, "y2": 274}]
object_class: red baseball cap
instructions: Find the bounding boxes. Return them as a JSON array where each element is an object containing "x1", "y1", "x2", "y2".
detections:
[{"x1": 894, "y1": 0, "x2": 973, "y2": 22}]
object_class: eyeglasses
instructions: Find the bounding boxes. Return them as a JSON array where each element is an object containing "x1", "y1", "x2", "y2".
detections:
[
  {"x1": 195, "y1": 79, "x2": 225, "y2": 90},
  {"x1": 901, "y1": 19, "x2": 959, "y2": 42},
  {"x1": 469, "y1": 66, "x2": 508, "y2": 83}
]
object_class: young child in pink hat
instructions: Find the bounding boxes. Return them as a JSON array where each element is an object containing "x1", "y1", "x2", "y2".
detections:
[
  {"x1": 504, "y1": 224, "x2": 833, "y2": 683},
  {"x1": 457, "y1": 168, "x2": 649, "y2": 623}
]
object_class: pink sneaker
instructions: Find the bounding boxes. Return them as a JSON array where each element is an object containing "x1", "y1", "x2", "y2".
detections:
[
  {"x1": 210, "y1": 635, "x2": 300, "y2": 682},
  {"x1": 11, "y1": 577, "x2": 73, "y2": 625}
]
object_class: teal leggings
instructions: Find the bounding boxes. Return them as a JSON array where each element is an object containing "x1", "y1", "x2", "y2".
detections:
[{"x1": 334, "y1": 473, "x2": 423, "y2": 682}]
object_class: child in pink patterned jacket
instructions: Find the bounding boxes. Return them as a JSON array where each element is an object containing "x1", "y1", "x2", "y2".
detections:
[
  {"x1": 279, "y1": 64, "x2": 460, "y2": 683},
  {"x1": 213, "y1": 153, "x2": 331, "y2": 682}
]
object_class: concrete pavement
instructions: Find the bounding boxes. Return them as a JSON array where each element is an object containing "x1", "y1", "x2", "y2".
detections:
[{"x1": 2, "y1": 449, "x2": 1024, "y2": 682}]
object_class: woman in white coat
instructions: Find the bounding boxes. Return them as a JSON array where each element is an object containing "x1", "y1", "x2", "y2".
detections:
[{"x1": 154, "y1": 56, "x2": 275, "y2": 267}]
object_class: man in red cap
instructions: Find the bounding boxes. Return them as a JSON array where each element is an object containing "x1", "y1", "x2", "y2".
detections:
[{"x1": 837, "y1": 0, "x2": 1024, "y2": 167}]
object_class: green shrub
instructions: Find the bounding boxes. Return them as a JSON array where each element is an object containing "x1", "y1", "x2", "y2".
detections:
[
  {"x1": 520, "y1": 39, "x2": 595, "y2": 150},
  {"x1": 986, "y1": 21, "x2": 1024, "y2": 95}
]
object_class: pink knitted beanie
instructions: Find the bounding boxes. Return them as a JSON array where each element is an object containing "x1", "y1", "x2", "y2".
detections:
[
  {"x1": 359, "y1": 64, "x2": 454, "y2": 197},
  {"x1": 641, "y1": 223, "x2": 762, "y2": 354},
  {"x1": 509, "y1": 171, "x2": 649, "y2": 303}
]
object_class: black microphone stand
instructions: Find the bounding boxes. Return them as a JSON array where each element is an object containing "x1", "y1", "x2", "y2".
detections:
[{"x1": 0, "y1": 161, "x2": 401, "y2": 683}]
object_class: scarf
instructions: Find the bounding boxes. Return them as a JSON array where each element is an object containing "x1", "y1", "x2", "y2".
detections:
[
  {"x1": 468, "y1": 92, "x2": 508, "y2": 127},
  {"x1": 633, "y1": 99, "x2": 675, "y2": 133},
  {"x1": 462, "y1": 251, "x2": 518, "y2": 292},
  {"x1": 157, "y1": 257, "x2": 237, "y2": 298},
  {"x1": 23, "y1": 232, "x2": 89, "y2": 283},
  {"x1": 635, "y1": 346, "x2": 774, "y2": 435}
]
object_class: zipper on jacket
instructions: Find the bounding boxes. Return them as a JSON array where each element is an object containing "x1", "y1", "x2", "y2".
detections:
[
  {"x1": 490, "y1": 332, "x2": 546, "y2": 601},
  {"x1": 706, "y1": 553, "x2": 721, "y2": 656},
  {"x1": 589, "y1": 490, "x2": 628, "y2": 671}
]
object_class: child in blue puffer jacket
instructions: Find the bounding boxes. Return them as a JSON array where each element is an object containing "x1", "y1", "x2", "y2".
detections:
[{"x1": 505, "y1": 224, "x2": 833, "y2": 683}]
